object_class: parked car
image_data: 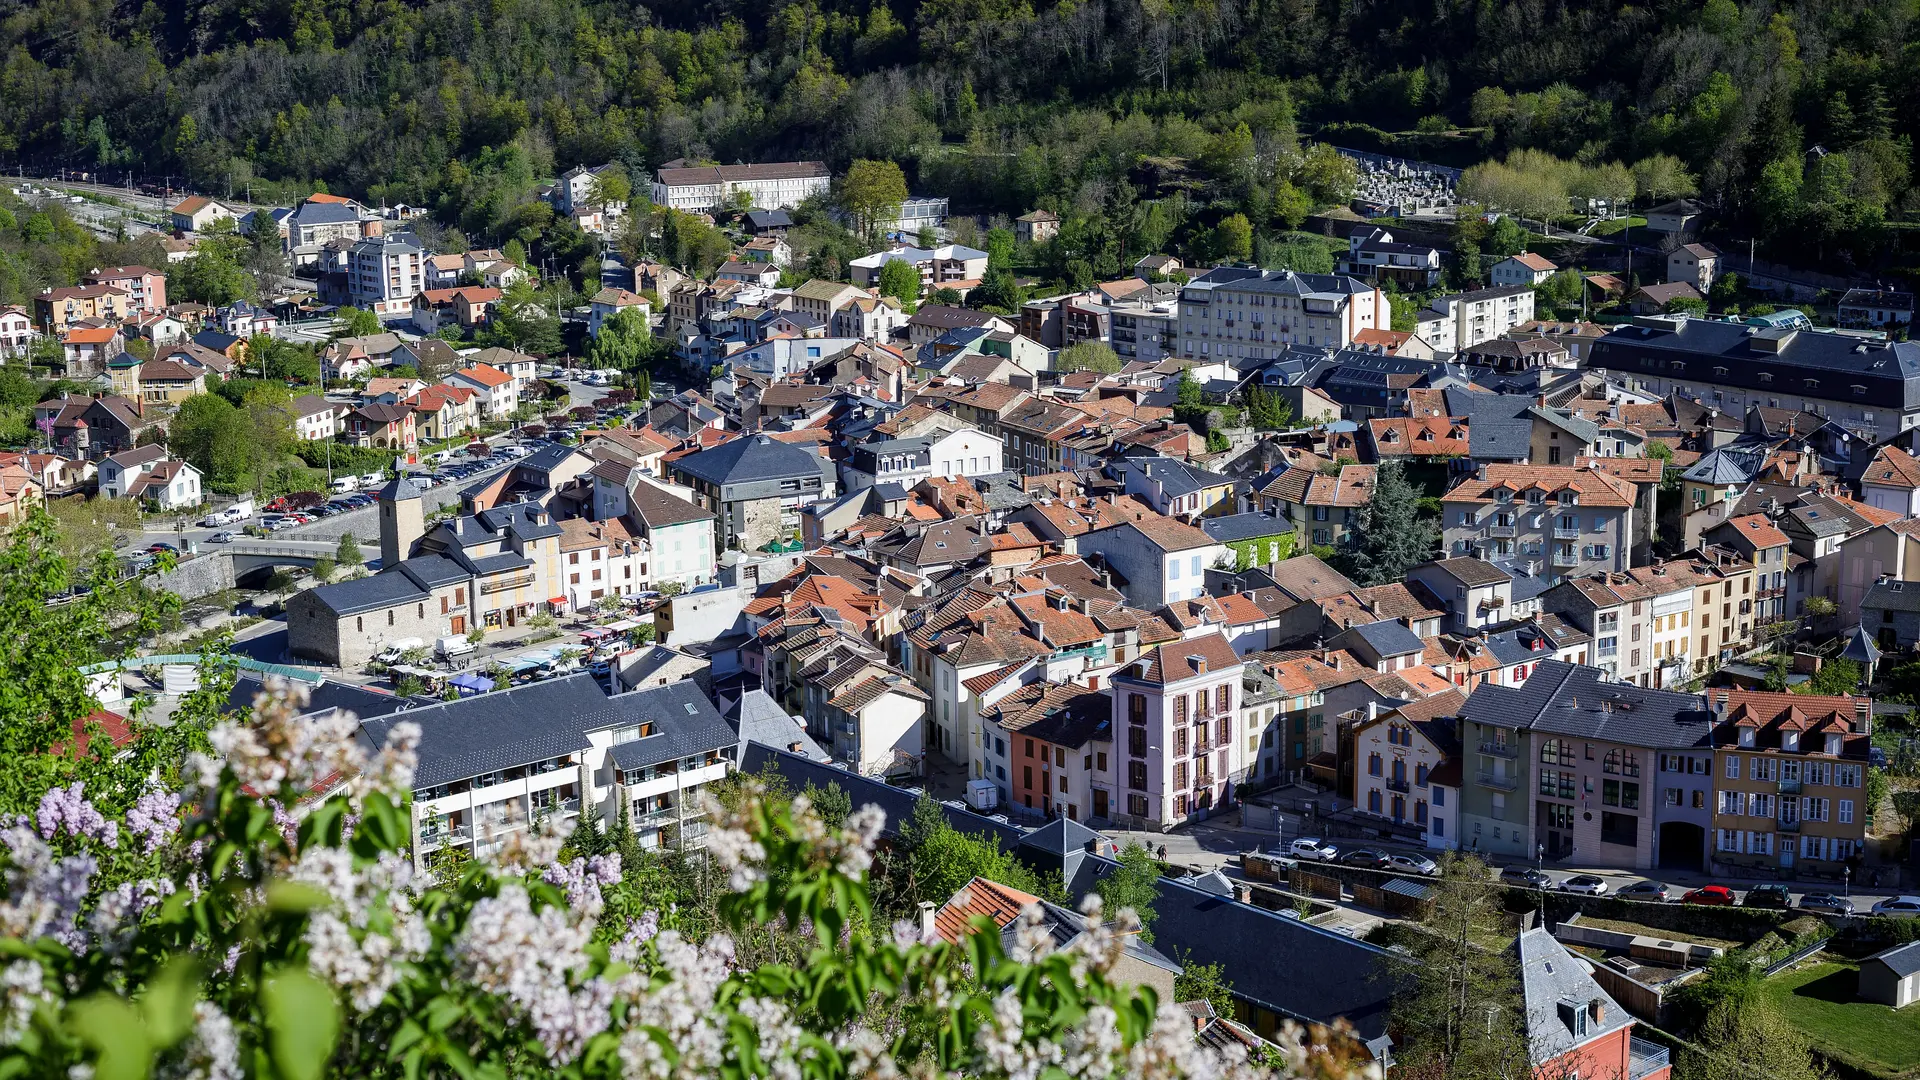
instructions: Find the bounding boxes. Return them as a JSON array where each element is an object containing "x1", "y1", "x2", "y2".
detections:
[
  {"x1": 1559, "y1": 874, "x2": 1609, "y2": 896},
  {"x1": 1386, "y1": 853, "x2": 1439, "y2": 877},
  {"x1": 1616, "y1": 881, "x2": 1670, "y2": 902},
  {"x1": 1743, "y1": 884, "x2": 1793, "y2": 909},
  {"x1": 1682, "y1": 885, "x2": 1738, "y2": 906},
  {"x1": 1288, "y1": 838, "x2": 1339, "y2": 862},
  {"x1": 1798, "y1": 892, "x2": 1854, "y2": 916},
  {"x1": 208, "y1": 531, "x2": 236, "y2": 544},
  {"x1": 1500, "y1": 866, "x2": 1552, "y2": 889},
  {"x1": 1870, "y1": 896, "x2": 1920, "y2": 918},
  {"x1": 1338, "y1": 849, "x2": 1390, "y2": 870}
]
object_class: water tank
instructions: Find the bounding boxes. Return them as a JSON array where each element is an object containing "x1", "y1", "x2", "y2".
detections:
[{"x1": 161, "y1": 664, "x2": 200, "y2": 695}]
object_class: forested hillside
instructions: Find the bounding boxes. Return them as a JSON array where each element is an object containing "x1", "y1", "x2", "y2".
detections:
[{"x1": 3, "y1": 0, "x2": 1916, "y2": 262}]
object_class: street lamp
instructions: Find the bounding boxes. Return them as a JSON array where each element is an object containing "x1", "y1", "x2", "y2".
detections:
[{"x1": 1844, "y1": 865, "x2": 1851, "y2": 900}]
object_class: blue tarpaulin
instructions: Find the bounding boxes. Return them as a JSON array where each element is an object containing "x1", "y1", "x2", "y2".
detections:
[{"x1": 449, "y1": 673, "x2": 495, "y2": 696}]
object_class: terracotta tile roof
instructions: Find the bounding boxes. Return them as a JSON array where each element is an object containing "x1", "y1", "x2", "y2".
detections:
[
  {"x1": 1864, "y1": 444, "x2": 1920, "y2": 489},
  {"x1": 1369, "y1": 417, "x2": 1468, "y2": 458},
  {"x1": 1510, "y1": 252, "x2": 1557, "y2": 272},
  {"x1": 64, "y1": 327, "x2": 120, "y2": 344},
  {"x1": 1123, "y1": 632, "x2": 1241, "y2": 685},
  {"x1": 1254, "y1": 649, "x2": 1370, "y2": 695},
  {"x1": 453, "y1": 363, "x2": 512, "y2": 388},
  {"x1": 1711, "y1": 688, "x2": 1870, "y2": 757},
  {"x1": 931, "y1": 877, "x2": 1040, "y2": 944},
  {"x1": 1303, "y1": 465, "x2": 1376, "y2": 508},
  {"x1": 1724, "y1": 513, "x2": 1790, "y2": 550},
  {"x1": 1573, "y1": 456, "x2": 1663, "y2": 484},
  {"x1": 1442, "y1": 464, "x2": 1636, "y2": 509},
  {"x1": 1351, "y1": 328, "x2": 1412, "y2": 351}
]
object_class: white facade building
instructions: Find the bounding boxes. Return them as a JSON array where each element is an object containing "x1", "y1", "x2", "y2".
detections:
[
  {"x1": 1176, "y1": 268, "x2": 1390, "y2": 361},
  {"x1": 650, "y1": 162, "x2": 832, "y2": 214}
]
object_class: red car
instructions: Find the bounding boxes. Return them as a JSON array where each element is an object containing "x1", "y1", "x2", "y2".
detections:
[{"x1": 1681, "y1": 885, "x2": 1737, "y2": 906}]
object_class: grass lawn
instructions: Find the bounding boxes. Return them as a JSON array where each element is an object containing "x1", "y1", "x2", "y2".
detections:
[
  {"x1": 1576, "y1": 917, "x2": 1743, "y2": 951},
  {"x1": 1765, "y1": 960, "x2": 1920, "y2": 1079},
  {"x1": 1586, "y1": 215, "x2": 1647, "y2": 237}
]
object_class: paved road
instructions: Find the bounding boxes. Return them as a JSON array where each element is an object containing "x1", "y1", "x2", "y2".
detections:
[{"x1": 1107, "y1": 802, "x2": 1910, "y2": 913}]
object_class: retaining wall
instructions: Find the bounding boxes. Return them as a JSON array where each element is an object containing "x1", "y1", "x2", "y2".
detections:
[{"x1": 145, "y1": 553, "x2": 235, "y2": 601}]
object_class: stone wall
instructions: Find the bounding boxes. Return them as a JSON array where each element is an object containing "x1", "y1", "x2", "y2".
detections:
[{"x1": 145, "y1": 552, "x2": 236, "y2": 601}]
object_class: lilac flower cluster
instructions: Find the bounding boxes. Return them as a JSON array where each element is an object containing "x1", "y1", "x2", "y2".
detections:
[
  {"x1": 291, "y1": 847, "x2": 429, "y2": 1012},
  {"x1": 87, "y1": 878, "x2": 177, "y2": 957},
  {"x1": 160, "y1": 1001, "x2": 241, "y2": 1080},
  {"x1": 0, "y1": 821, "x2": 97, "y2": 949},
  {"x1": 1, "y1": 959, "x2": 49, "y2": 1044},
  {"x1": 123, "y1": 786, "x2": 181, "y2": 855},
  {"x1": 35, "y1": 784, "x2": 118, "y2": 849},
  {"x1": 541, "y1": 853, "x2": 622, "y2": 915},
  {"x1": 452, "y1": 884, "x2": 613, "y2": 1064}
]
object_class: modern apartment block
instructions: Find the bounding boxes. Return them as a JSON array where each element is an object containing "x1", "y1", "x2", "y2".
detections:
[
  {"x1": 1414, "y1": 285, "x2": 1536, "y2": 355},
  {"x1": 650, "y1": 161, "x2": 832, "y2": 214},
  {"x1": 347, "y1": 231, "x2": 426, "y2": 316},
  {"x1": 359, "y1": 675, "x2": 737, "y2": 867}
]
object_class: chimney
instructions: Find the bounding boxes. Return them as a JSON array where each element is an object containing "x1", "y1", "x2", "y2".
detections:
[
  {"x1": 1714, "y1": 691, "x2": 1730, "y2": 720},
  {"x1": 918, "y1": 900, "x2": 937, "y2": 940},
  {"x1": 1854, "y1": 699, "x2": 1873, "y2": 736},
  {"x1": 363, "y1": 218, "x2": 384, "y2": 239},
  {"x1": 1589, "y1": 999, "x2": 1605, "y2": 1026},
  {"x1": 1232, "y1": 882, "x2": 1253, "y2": 904}
]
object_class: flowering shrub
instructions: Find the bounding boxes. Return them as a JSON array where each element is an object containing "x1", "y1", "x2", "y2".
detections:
[{"x1": 0, "y1": 681, "x2": 1373, "y2": 1080}]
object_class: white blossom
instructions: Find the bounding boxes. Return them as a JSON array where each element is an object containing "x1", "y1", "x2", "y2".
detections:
[
  {"x1": 158, "y1": 1001, "x2": 241, "y2": 1080},
  {"x1": 1, "y1": 959, "x2": 49, "y2": 1044}
]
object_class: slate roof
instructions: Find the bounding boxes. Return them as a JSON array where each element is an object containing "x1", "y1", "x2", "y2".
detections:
[
  {"x1": 671, "y1": 434, "x2": 822, "y2": 487},
  {"x1": 1200, "y1": 512, "x2": 1293, "y2": 544},
  {"x1": 1124, "y1": 456, "x2": 1234, "y2": 499},
  {"x1": 1864, "y1": 578, "x2": 1920, "y2": 614},
  {"x1": 1344, "y1": 618, "x2": 1426, "y2": 658},
  {"x1": 1518, "y1": 927, "x2": 1633, "y2": 1067},
  {"x1": 359, "y1": 674, "x2": 618, "y2": 789},
  {"x1": 730, "y1": 689, "x2": 829, "y2": 762},
  {"x1": 626, "y1": 481, "x2": 714, "y2": 529},
  {"x1": 304, "y1": 569, "x2": 430, "y2": 616},
  {"x1": 603, "y1": 681, "x2": 736, "y2": 771},
  {"x1": 1588, "y1": 318, "x2": 1920, "y2": 410},
  {"x1": 1866, "y1": 941, "x2": 1920, "y2": 978},
  {"x1": 1459, "y1": 660, "x2": 1712, "y2": 747},
  {"x1": 226, "y1": 673, "x2": 410, "y2": 723}
]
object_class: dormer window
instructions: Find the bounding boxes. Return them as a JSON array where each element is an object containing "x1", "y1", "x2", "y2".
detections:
[
  {"x1": 1804, "y1": 379, "x2": 1819, "y2": 389},
  {"x1": 1825, "y1": 733, "x2": 1843, "y2": 755},
  {"x1": 1713, "y1": 366, "x2": 1728, "y2": 377},
  {"x1": 1495, "y1": 488, "x2": 1512, "y2": 502},
  {"x1": 1783, "y1": 731, "x2": 1800, "y2": 751},
  {"x1": 1738, "y1": 727, "x2": 1755, "y2": 748},
  {"x1": 1527, "y1": 491, "x2": 1544, "y2": 504},
  {"x1": 1759, "y1": 372, "x2": 1773, "y2": 384}
]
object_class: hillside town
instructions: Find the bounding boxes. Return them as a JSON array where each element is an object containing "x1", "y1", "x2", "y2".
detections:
[{"x1": 14, "y1": 152, "x2": 1920, "y2": 1080}]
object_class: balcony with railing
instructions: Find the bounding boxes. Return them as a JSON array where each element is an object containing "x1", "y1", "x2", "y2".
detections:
[
  {"x1": 418, "y1": 823, "x2": 472, "y2": 851},
  {"x1": 1478, "y1": 740, "x2": 1518, "y2": 758},
  {"x1": 1552, "y1": 526, "x2": 1581, "y2": 539},
  {"x1": 1476, "y1": 770, "x2": 1519, "y2": 791},
  {"x1": 1552, "y1": 550, "x2": 1581, "y2": 567},
  {"x1": 1779, "y1": 777, "x2": 1801, "y2": 794},
  {"x1": 1628, "y1": 1037, "x2": 1670, "y2": 1080},
  {"x1": 1483, "y1": 523, "x2": 1518, "y2": 539},
  {"x1": 1386, "y1": 777, "x2": 1411, "y2": 794},
  {"x1": 1777, "y1": 818, "x2": 1800, "y2": 833}
]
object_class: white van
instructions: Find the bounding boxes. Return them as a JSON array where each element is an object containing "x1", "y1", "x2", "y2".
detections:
[
  {"x1": 359, "y1": 472, "x2": 385, "y2": 488},
  {"x1": 436, "y1": 634, "x2": 477, "y2": 659},
  {"x1": 329, "y1": 477, "x2": 358, "y2": 495},
  {"x1": 375, "y1": 637, "x2": 425, "y2": 664}
]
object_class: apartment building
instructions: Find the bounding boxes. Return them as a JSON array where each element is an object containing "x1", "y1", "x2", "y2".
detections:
[
  {"x1": 1110, "y1": 632, "x2": 1246, "y2": 830},
  {"x1": 978, "y1": 683, "x2": 1115, "y2": 822},
  {"x1": 362, "y1": 675, "x2": 737, "y2": 866},
  {"x1": 1707, "y1": 689, "x2": 1872, "y2": 874},
  {"x1": 1458, "y1": 661, "x2": 1715, "y2": 869},
  {"x1": 1586, "y1": 317, "x2": 1920, "y2": 441},
  {"x1": 1441, "y1": 464, "x2": 1637, "y2": 578},
  {"x1": 1352, "y1": 691, "x2": 1465, "y2": 846},
  {"x1": 347, "y1": 231, "x2": 426, "y2": 316},
  {"x1": 1109, "y1": 294, "x2": 1177, "y2": 363},
  {"x1": 1175, "y1": 267, "x2": 1390, "y2": 361},
  {"x1": 650, "y1": 161, "x2": 832, "y2": 213},
  {"x1": 34, "y1": 284, "x2": 128, "y2": 332},
  {"x1": 849, "y1": 244, "x2": 988, "y2": 289},
  {"x1": 1414, "y1": 285, "x2": 1536, "y2": 355},
  {"x1": 82, "y1": 265, "x2": 167, "y2": 313}
]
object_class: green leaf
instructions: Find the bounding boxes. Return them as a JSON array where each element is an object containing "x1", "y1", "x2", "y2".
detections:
[
  {"x1": 67, "y1": 996, "x2": 150, "y2": 1080},
  {"x1": 265, "y1": 880, "x2": 331, "y2": 913},
  {"x1": 262, "y1": 967, "x2": 340, "y2": 1080},
  {"x1": 138, "y1": 957, "x2": 202, "y2": 1048}
]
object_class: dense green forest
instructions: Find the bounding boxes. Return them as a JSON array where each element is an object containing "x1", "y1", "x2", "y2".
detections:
[{"x1": 3, "y1": 0, "x2": 1917, "y2": 266}]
